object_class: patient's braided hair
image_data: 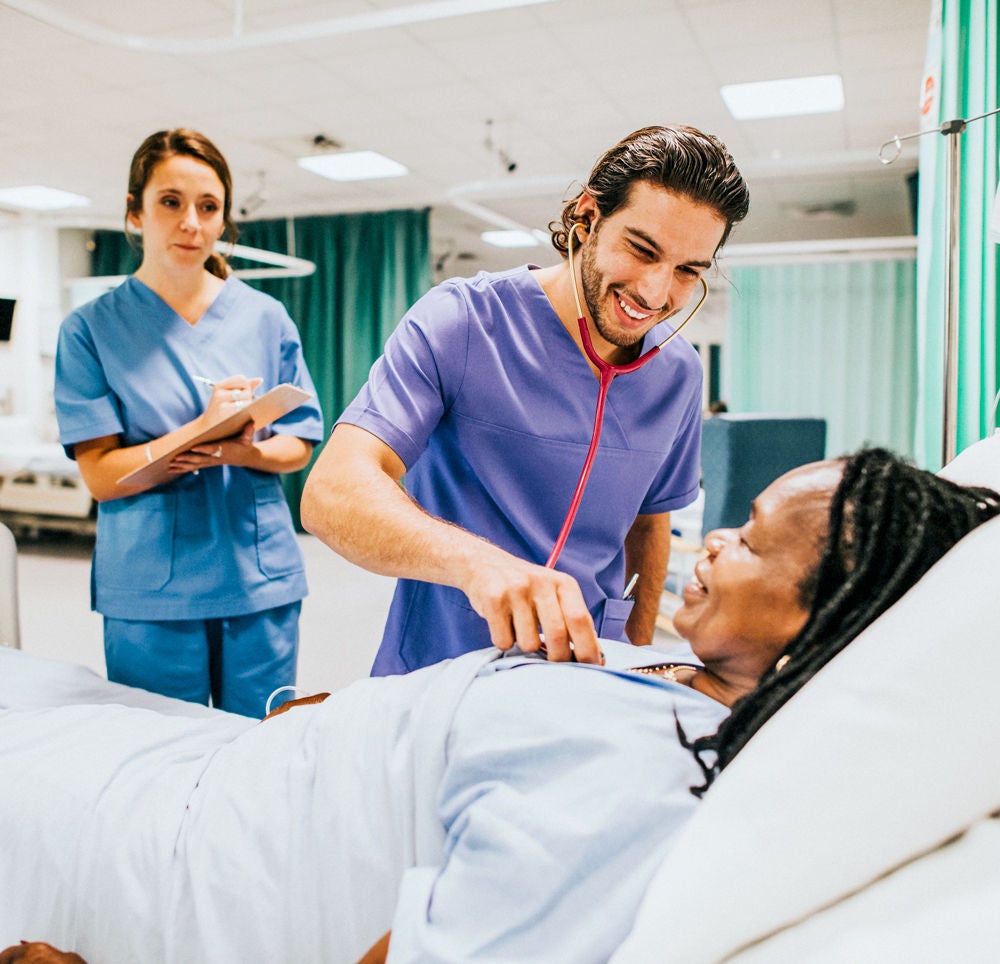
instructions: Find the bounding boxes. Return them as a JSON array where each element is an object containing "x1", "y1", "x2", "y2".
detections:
[{"x1": 682, "y1": 447, "x2": 1000, "y2": 796}]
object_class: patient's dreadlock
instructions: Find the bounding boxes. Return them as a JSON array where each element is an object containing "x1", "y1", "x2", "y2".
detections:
[{"x1": 682, "y1": 447, "x2": 1000, "y2": 797}]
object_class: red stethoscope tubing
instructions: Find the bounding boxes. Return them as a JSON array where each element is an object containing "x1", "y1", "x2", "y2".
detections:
[{"x1": 544, "y1": 226, "x2": 708, "y2": 569}]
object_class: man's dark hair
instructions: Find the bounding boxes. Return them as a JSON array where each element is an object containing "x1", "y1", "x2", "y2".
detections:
[
  {"x1": 682, "y1": 447, "x2": 1000, "y2": 795},
  {"x1": 550, "y1": 125, "x2": 751, "y2": 257}
]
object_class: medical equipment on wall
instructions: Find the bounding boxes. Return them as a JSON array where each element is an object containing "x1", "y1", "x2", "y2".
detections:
[
  {"x1": 880, "y1": 103, "x2": 1000, "y2": 464},
  {"x1": 545, "y1": 224, "x2": 709, "y2": 569}
]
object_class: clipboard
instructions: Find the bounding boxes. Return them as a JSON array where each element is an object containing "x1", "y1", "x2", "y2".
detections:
[{"x1": 117, "y1": 383, "x2": 313, "y2": 488}]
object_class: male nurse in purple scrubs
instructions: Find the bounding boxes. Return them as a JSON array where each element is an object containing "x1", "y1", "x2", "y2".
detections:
[{"x1": 301, "y1": 125, "x2": 750, "y2": 675}]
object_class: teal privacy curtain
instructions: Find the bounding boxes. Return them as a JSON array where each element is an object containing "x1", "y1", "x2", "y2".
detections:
[
  {"x1": 235, "y1": 209, "x2": 432, "y2": 525},
  {"x1": 92, "y1": 208, "x2": 432, "y2": 527},
  {"x1": 90, "y1": 230, "x2": 139, "y2": 278},
  {"x1": 915, "y1": 0, "x2": 1000, "y2": 468},
  {"x1": 726, "y1": 259, "x2": 918, "y2": 460}
]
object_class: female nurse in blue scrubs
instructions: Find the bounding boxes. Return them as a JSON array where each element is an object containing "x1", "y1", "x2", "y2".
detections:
[{"x1": 54, "y1": 129, "x2": 324, "y2": 717}]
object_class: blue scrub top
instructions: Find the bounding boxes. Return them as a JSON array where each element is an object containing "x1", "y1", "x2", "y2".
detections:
[
  {"x1": 338, "y1": 266, "x2": 703, "y2": 673},
  {"x1": 55, "y1": 276, "x2": 324, "y2": 621}
]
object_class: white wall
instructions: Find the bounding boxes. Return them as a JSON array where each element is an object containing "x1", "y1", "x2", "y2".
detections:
[{"x1": 0, "y1": 220, "x2": 90, "y2": 438}]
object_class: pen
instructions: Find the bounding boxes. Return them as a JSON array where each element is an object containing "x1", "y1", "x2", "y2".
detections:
[
  {"x1": 623, "y1": 572, "x2": 639, "y2": 600},
  {"x1": 193, "y1": 375, "x2": 262, "y2": 393}
]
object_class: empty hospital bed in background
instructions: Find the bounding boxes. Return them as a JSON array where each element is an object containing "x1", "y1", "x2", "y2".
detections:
[{"x1": 0, "y1": 415, "x2": 93, "y2": 536}]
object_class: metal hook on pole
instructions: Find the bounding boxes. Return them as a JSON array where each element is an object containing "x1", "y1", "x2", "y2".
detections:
[{"x1": 879, "y1": 106, "x2": 1000, "y2": 464}]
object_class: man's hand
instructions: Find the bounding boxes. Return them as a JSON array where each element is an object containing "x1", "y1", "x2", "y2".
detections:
[{"x1": 464, "y1": 554, "x2": 602, "y2": 664}]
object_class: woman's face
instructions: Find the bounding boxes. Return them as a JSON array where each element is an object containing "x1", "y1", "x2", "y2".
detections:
[
  {"x1": 673, "y1": 461, "x2": 843, "y2": 689},
  {"x1": 127, "y1": 153, "x2": 226, "y2": 273}
]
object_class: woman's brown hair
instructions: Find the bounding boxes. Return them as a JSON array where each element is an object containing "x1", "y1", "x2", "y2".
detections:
[{"x1": 125, "y1": 128, "x2": 237, "y2": 280}]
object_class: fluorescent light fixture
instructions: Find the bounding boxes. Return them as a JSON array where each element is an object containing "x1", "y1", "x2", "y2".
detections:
[
  {"x1": 2, "y1": 0, "x2": 558, "y2": 55},
  {"x1": 298, "y1": 150, "x2": 408, "y2": 182},
  {"x1": 721, "y1": 74, "x2": 844, "y2": 120},
  {"x1": 0, "y1": 185, "x2": 90, "y2": 211},
  {"x1": 481, "y1": 229, "x2": 540, "y2": 248}
]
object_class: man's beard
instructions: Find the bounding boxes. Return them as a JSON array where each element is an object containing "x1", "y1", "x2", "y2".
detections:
[{"x1": 579, "y1": 239, "x2": 652, "y2": 351}]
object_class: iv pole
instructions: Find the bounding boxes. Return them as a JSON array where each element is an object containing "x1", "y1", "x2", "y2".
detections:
[{"x1": 880, "y1": 104, "x2": 1000, "y2": 466}]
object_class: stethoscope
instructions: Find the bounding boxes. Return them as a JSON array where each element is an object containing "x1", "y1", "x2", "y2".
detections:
[{"x1": 544, "y1": 222, "x2": 709, "y2": 569}]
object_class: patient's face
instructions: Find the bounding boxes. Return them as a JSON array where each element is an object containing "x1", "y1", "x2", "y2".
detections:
[{"x1": 673, "y1": 461, "x2": 843, "y2": 687}]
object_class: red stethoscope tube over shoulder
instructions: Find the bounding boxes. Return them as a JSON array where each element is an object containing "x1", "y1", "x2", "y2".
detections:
[{"x1": 545, "y1": 225, "x2": 709, "y2": 569}]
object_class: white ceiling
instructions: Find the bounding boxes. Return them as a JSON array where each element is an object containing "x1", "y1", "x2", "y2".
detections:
[{"x1": 0, "y1": 0, "x2": 930, "y2": 277}]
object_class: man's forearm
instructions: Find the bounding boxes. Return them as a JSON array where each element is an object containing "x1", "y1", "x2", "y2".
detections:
[
  {"x1": 623, "y1": 512, "x2": 672, "y2": 646},
  {"x1": 300, "y1": 439, "x2": 485, "y2": 587},
  {"x1": 300, "y1": 424, "x2": 601, "y2": 662}
]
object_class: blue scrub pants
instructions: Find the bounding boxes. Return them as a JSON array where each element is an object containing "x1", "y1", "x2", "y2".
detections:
[{"x1": 103, "y1": 602, "x2": 301, "y2": 718}]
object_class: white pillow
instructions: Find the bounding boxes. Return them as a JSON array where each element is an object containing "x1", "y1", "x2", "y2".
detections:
[
  {"x1": 938, "y1": 431, "x2": 1000, "y2": 489},
  {"x1": 612, "y1": 437, "x2": 1000, "y2": 963}
]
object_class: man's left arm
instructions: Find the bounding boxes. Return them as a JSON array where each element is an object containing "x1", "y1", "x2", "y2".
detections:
[{"x1": 623, "y1": 512, "x2": 672, "y2": 646}]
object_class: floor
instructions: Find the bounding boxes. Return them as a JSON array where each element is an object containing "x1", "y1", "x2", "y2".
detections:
[{"x1": 14, "y1": 530, "x2": 393, "y2": 697}]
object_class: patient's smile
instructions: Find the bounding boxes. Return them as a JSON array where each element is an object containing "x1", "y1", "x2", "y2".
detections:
[{"x1": 686, "y1": 570, "x2": 708, "y2": 597}]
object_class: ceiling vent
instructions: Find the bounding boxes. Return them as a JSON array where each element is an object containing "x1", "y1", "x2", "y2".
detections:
[{"x1": 784, "y1": 200, "x2": 857, "y2": 220}]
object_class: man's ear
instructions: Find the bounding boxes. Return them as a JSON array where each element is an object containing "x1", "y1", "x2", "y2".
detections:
[{"x1": 574, "y1": 191, "x2": 598, "y2": 231}]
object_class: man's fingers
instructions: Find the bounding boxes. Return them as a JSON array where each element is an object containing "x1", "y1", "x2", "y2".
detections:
[
  {"x1": 469, "y1": 559, "x2": 598, "y2": 661},
  {"x1": 510, "y1": 603, "x2": 543, "y2": 655},
  {"x1": 484, "y1": 608, "x2": 516, "y2": 651},
  {"x1": 557, "y1": 583, "x2": 602, "y2": 664}
]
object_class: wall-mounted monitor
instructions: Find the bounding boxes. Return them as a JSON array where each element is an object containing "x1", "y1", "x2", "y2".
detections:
[{"x1": 0, "y1": 298, "x2": 15, "y2": 343}]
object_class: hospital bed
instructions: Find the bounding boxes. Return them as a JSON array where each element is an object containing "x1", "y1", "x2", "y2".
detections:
[
  {"x1": 613, "y1": 432, "x2": 1000, "y2": 962},
  {"x1": 1, "y1": 436, "x2": 999, "y2": 961},
  {"x1": 0, "y1": 415, "x2": 94, "y2": 534},
  {"x1": 0, "y1": 520, "x2": 18, "y2": 648}
]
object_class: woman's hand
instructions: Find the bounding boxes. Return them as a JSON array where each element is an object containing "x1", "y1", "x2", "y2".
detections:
[
  {"x1": 168, "y1": 375, "x2": 261, "y2": 476},
  {"x1": 168, "y1": 422, "x2": 255, "y2": 475},
  {"x1": 198, "y1": 374, "x2": 263, "y2": 429}
]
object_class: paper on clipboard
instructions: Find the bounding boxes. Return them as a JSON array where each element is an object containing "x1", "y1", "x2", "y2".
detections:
[{"x1": 117, "y1": 383, "x2": 313, "y2": 488}]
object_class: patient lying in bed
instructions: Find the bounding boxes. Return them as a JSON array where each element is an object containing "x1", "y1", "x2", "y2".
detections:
[{"x1": 1, "y1": 449, "x2": 996, "y2": 964}]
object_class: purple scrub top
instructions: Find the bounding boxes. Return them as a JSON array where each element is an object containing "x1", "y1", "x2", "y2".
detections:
[{"x1": 337, "y1": 266, "x2": 702, "y2": 674}]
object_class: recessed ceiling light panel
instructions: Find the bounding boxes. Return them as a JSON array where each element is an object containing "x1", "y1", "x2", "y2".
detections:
[
  {"x1": 298, "y1": 150, "x2": 408, "y2": 182},
  {"x1": 0, "y1": 185, "x2": 91, "y2": 211},
  {"x1": 480, "y1": 229, "x2": 540, "y2": 248},
  {"x1": 721, "y1": 74, "x2": 844, "y2": 120}
]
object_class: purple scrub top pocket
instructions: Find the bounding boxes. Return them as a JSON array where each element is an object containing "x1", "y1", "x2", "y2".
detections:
[{"x1": 595, "y1": 597, "x2": 635, "y2": 643}]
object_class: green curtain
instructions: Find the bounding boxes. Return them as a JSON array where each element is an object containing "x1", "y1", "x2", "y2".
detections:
[
  {"x1": 726, "y1": 259, "x2": 918, "y2": 460},
  {"x1": 91, "y1": 207, "x2": 432, "y2": 527},
  {"x1": 90, "y1": 229, "x2": 139, "y2": 278},
  {"x1": 237, "y1": 209, "x2": 432, "y2": 525},
  {"x1": 915, "y1": 0, "x2": 1000, "y2": 468}
]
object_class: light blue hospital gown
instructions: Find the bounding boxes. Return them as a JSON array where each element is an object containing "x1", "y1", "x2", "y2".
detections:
[
  {"x1": 54, "y1": 275, "x2": 324, "y2": 620},
  {"x1": 388, "y1": 651, "x2": 729, "y2": 962}
]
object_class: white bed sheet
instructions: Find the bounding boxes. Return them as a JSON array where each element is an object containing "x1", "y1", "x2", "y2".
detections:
[{"x1": 0, "y1": 647, "x2": 496, "y2": 963}]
